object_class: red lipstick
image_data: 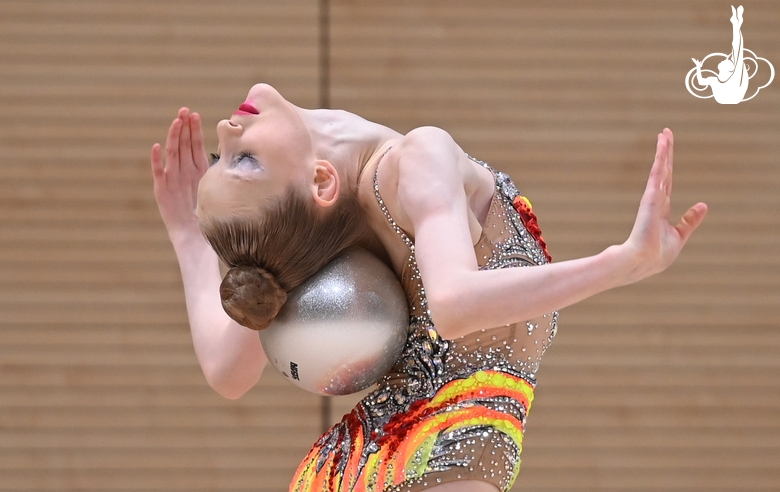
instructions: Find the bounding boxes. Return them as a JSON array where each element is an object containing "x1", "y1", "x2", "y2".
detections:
[{"x1": 234, "y1": 102, "x2": 259, "y2": 115}]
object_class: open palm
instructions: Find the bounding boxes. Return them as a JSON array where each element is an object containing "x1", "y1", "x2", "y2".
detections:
[
  {"x1": 624, "y1": 129, "x2": 708, "y2": 281},
  {"x1": 150, "y1": 108, "x2": 210, "y2": 242}
]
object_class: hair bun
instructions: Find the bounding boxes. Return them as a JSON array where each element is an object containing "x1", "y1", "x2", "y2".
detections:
[{"x1": 220, "y1": 266, "x2": 288, "y2": 331}]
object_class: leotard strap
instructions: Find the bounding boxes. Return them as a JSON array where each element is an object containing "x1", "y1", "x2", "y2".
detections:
[{"x1": 372, "y1": 147, "x2": 415, "y2": 250}]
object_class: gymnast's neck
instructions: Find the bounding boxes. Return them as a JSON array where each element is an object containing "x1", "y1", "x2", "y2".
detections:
[{"x1": 299, "y1": 108, "x2": 402, "y2": 188}]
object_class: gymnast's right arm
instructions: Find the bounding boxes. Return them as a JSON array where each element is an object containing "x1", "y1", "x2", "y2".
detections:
[{"x1": 151, "y1": 108, "x2": 267, "y2": 399}]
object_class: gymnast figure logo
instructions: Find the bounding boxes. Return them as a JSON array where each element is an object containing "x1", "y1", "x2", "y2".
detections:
[{"x1": 685, "y1": 5, "x2": 774, "y2": 104}]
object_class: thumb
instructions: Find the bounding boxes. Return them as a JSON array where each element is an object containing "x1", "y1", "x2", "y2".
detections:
[{"x1": 675, "y1": 202, "x2": 708, "y2": 243}]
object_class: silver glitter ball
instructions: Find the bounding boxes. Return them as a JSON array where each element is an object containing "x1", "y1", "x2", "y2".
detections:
[{"x1": 259, "y1": 248, "x2": 409, "y2": 395}]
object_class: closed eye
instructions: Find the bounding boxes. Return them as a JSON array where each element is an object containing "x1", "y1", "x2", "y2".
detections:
[
  {"x1": 235, "y1": 151, "x2": 262, "y2": 171},
  {"x1": 209, "y1": 153, "x2": 220, "y2": 166}
]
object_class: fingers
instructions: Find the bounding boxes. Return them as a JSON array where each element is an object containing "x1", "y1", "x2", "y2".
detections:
[
  {"x1": 675, "y1": 202, "x2": 708, "y2": 243},
  {"x1": 649, "y1": 130, "x2": 674, "y2": 197},
  {"x1": 664, "y1": 128, "x2": 673, "y2": 196},
  {"x1": 648, "y1": 132, "x2": 668, "y2": 194},
  {"x1": 190, "y1": 112, "x2": 209, "y2": 172},
  {"x1": 151, "y1": 143, "x2": 163, "y2": 177},
  {"x1": 178, "y1": 107, "x2": 193, "y2": 167},
  {"x1": 150, "y1": 143, "x2": 168, "y2": 204},
  {"x1": 165, "y1": 117, "x2": 183, "y2": 178},
  {"x1": 151, "y1": 143, "x2": 165, "y2": 196}
]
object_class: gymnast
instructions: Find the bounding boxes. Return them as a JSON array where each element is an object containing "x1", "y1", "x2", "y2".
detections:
[{"x1": 151, "y1": 83, "x2": 707, "y2": 492}]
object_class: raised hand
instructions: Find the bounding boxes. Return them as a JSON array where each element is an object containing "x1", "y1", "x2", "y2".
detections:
[
  {"x1": 622, "y1": 129, "x2": 708, "y2": 282},
  {"x1": 151, "y1": 108, "x2": 210, "y2": 243},
  {"x1": 151, "y1": 108, "x2": 267, "y2": 397}
]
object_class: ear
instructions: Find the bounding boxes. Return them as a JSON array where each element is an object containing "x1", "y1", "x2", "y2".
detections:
[{"x1": 309, "y1": 159, "x2": 340, "y2": 208}]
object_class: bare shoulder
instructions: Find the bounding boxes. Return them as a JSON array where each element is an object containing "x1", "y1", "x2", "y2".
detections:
[
  {"x1": 372, "y1": 126, "x2": 484, "y2": 243},
  {"x1": 394, "y1": 127, "x2": 471, "y2": 213},
  {"x1": 396, "y1": 127, "x2": 464, "y2": 180}
]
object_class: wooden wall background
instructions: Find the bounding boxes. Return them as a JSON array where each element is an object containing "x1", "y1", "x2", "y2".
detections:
[{"x1": 1, "y1": 0, "x2": 777, "y2": 491}]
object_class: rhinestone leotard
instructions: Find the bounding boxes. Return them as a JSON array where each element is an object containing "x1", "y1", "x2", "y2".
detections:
[{"x1": 290, "y1": 156, "x2": 558, "y2": 492}]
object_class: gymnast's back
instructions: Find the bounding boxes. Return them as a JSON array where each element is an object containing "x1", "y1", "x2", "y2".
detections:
[{"x1": 290, "y1": 129, "x2": 558, "y2": 492}]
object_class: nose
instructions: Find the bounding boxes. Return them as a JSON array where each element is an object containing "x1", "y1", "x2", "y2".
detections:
[{"x1": 216, "y1": 119, "x2": 243, "y2": 143}]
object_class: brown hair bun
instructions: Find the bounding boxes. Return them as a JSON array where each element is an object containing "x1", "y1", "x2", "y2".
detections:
[{"x1": 220, "y1": 266, "x2": 288, "y2": 331}]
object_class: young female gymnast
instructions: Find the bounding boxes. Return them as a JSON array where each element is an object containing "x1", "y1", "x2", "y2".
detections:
[{"x1": 151, "y1": 83, "x2": 708, "y2": 492}]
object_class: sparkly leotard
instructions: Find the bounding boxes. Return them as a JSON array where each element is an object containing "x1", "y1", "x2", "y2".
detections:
[{"x1": 291, "y1": 156, "x2": 558, "y2": 492}]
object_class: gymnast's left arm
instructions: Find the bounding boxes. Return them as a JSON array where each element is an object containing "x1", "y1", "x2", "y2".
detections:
[
  {"x1": 151, "y1": 108, "x2": 267, "y2": 399},
  {"x1": 401, "y1": 128, "x2": 708, "y2": 339}
]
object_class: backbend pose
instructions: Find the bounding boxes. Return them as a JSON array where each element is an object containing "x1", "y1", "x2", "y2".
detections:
[
  {"x1": 151, "y1": 83, "x2": 707, "y2": 492},
  {"x1": 692, "y1": 5, "x2": 748, "y2": 104}
]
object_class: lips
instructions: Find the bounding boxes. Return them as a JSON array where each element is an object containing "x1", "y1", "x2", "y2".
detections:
[{"x1": 234, "y1": 102, "x2": 259, "y2": 115}]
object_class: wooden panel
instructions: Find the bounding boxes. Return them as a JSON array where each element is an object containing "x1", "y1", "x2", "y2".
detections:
[
  {"x1": 329, "y1": 0, "x2": 780, "y2": 490},
  {"x1": 0, "y1": 0, "x2": 319, "y2": 490}
]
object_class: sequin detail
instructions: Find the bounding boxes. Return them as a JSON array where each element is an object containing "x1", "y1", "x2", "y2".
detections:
[
  {"x1": 291, "y1": 371, "x2": 533, "y2": 492},
  {"x1": 290, "y1": 154, "x2": 559, "y2": 492}
]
